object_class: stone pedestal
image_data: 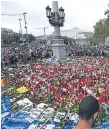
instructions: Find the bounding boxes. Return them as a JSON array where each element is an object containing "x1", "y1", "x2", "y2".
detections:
[{"x1": 51, "y1": 37, "x2": 66, "y2": 60}]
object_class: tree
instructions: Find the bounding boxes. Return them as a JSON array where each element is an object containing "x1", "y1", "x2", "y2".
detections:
[
  {"x1": 13, "y1": 33, "x2": 21, "y2": 43},
  {"x1": 91, "y1": 19, "x2": 109, "y2": 44},
  {"x1": 1, "y1": 28, "x2": 15, "y2": 44},
  {"x1": 91, "y1": 4, "x2": 109, "y2": 44},
  {"x1": 23, "y1": 34, "x2": 35, "y2": 42},
  {"x1": 62, "y1": 36, "x2": 75, "y2": 45},
  {"x1": 104, "y1": 4, "x2": 109, "y2": 20},
  {"x1": 1, "y1": 28, "x2": 36, "y2": 44}
]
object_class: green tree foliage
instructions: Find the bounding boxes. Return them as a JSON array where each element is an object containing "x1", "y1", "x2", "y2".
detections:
[
  {"x1": 91, "y1": 5, "x2": 109, "y2": 44},
  {"x1": 104, "y1": 4, "x2": 109, "y2": 20},
  {"x1": 91, "y1": 19, "x2": 109, "y2": 44},
  {"x1": 23, "y1": 34, "x2": 35, "y2": 42},
  {"x1": 1, "y1": 28, "x2": 15, "y2": 44},
  {"x1": 1, "y1": 28, "x2": 35, "y2": 44},
  {"x1": 62, "y1": 36, "x2": 75, "y2": 45}
]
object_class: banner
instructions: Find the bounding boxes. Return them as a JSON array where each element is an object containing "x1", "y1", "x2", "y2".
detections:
[
  {"x1": 1, "y1": 99, "x2": 11, "y2": 113},
  {"x1": 1, "y1": 95, "x2": 9, "y2": 103},
  {"x1": 1, "y1": 112, "x2": 10, "y2": 125},
  {"x1": 11, "y1": 112, "x2": 30, "y2": 122},
  {"x1": 28, "y1": 120, "x2": 56, "y2": 129},
  {"x1": 2, "y1": 121, "x2": 30, "y2": 129},
  {"x1": 28, "y1": 120, "x2": 42, "y2": 129}
]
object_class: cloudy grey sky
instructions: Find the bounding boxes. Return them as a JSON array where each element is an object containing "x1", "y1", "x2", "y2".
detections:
[{"x1": 1, "y1": 0, "x2": 109, "y2": 36}]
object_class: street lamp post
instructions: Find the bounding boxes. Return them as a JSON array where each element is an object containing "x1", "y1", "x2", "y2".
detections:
[
  {"x1": 23, "y1": 12, "x2": 28, "y2": 42},
  {"x1": 19, "y1": 19, "x2": 23, "y2": 41},
  {"x1": 19, "y1": 19, "x2": 22, "y2": 35},
  {"x1": 45, "y1": 1, "x2": 66, "y2": 59}
]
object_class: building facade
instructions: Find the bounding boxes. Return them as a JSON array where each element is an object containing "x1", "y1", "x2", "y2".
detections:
[
  {"x1": 60, "y1": 28, "x2": 93, "y2": 45},
  {"x1": 60, "y1": 28, "x2": 93, "y2": 39},
  {"x1": 75, "y1": 39, "x2": 91, "y2": 45}
]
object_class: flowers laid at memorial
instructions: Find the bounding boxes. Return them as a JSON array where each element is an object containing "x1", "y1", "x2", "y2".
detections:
[{"x1": 1, "y1": 57, "x2": 109, "y2": 129}]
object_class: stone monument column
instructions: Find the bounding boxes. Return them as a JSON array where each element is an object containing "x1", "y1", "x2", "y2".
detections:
[{"x1": 46, "y1": 1, "x2": 66, "y2": 60}]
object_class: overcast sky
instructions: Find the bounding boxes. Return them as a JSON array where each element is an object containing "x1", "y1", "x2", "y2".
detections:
[{"x1": 1, "y1": 0, "x2": 109, "y2": 36}]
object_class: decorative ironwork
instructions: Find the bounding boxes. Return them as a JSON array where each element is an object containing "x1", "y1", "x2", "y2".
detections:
[{"x1": 45, "y1": 6, "x2": 65, "y2": 27}]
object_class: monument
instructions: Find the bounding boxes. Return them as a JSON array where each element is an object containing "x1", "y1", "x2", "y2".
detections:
[{"x1": 45, "y1": 1, "x2": 66, "y2": 59}]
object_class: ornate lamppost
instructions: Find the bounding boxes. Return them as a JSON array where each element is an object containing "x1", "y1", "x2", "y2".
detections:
[{"x1": 45, "y1": 1, "x2": 66, "y2": 59}]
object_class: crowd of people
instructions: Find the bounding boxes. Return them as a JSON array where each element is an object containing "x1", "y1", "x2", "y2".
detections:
[
  {"x1": 67, "y1": 44, "x2": 109, "y2": 57},
  {"x1": 1, "y1": 44, "x2": 45, "y2": 69},
  {"x1": 1, "y1": 41, "x2": 109, "y2": 69}
]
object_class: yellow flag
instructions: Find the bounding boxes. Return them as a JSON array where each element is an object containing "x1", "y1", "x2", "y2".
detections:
[{"x1": 16, "y1": 86, "x2": 28, "y2": 94}]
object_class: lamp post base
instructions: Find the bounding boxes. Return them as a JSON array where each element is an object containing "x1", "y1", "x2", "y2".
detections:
[{"x1": 51, "y1": 37, "x2": 66, "y2": 60}]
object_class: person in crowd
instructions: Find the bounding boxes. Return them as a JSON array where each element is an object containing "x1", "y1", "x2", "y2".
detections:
[
  {"x1": 31, "y1": 50, "x2": 36, "y2": 61},
  {"x1": 38, "y1": 49, "x2": 42, "y2": 60},
  {"x1": 1, "y1": 55, "x2": 5, "y2": 69},
  {"x1": 10, "y1": 54, "x2": 14, "y2": 64},
  {"x1": 23, "y1": 50, "x2": 28, "y2": 64},
  {"x1": 73, "y1": 96, "x2": 100, "y2": 129}
]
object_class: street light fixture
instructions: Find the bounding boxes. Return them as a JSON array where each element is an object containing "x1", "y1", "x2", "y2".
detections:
[
  {"x1": 45, "y1": 6, "x2": 51, "y2": 18},
  {"x1": 45, "y1": 4, "x2": 65, "y2": 27},
  {"x1": 23, "y1": 12, "x2": 27, "y2": 15},
  {"x1": 59, "y1": 7, "x2": 65, "y2": 19}
]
